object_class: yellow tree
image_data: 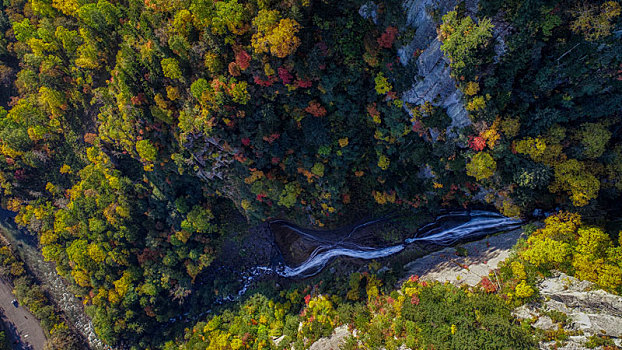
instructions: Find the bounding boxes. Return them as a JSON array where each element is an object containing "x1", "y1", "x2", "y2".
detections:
[
  {"x1": 549, "y1": 159, "x2": 599, "y2": 207},
  {"x1": 466, "y1": 152, "x2": 496, "y2": 180},
  {"x1": 571, "y1": 1, "x2": 621, "y2": 41},
  {"x1": 266, "y1": 19, "x2": 301, "y2": 58},
  {"x1": 251, "y1": 9, "x2": 279, "y2": 54},
  {"x1": 252, "y1": 10, "x2": 301, "y2": 58}
]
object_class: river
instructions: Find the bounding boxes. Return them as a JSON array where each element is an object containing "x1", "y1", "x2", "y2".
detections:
[{"x1": 0, "y1": 209, "x2": 104, "y2": 350}]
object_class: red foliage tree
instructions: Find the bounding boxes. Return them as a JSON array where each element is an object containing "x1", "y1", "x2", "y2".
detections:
[
  {"x1": 480, "y1": 276, "x2": 497, "y2": 293},
  {"x1": 468, "y1": 135, "x2": 486, "y2": 151},
  {"x1": 262, "y1": 133, "x2": 280, "y2": 143},
  {"x1": 278, "y1": 67, "x2": 293, "y2": 84},
  {"x1": 305, "y1": 101, "x2": 327, "y2": 117},
  {"x1": 253, "y1": 75, "x2": 277, "y2": 87},
  {"x1": 234, "y1": 49, "x2": 251, "y2": 70},
  {"x1": 296, "y1": 79, "x2": 312, "y2": 88},
  {"x1": 131, "y1": 93, "x2": 146, "y2": 105},
  {"x1": 378, "y1": 26, "x2": 398, "y2": 48}
]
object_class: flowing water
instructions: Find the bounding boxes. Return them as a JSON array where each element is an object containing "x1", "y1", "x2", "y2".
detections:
[
  {"x1": 0, "y1": 210, "x2": 105, "y2": 350},
  {"x1": 270, "y1": 210, "x2": 521, "y2": 278},
  {"x1": 0, "y1": 207, "x2": 522, "y2": 345}
]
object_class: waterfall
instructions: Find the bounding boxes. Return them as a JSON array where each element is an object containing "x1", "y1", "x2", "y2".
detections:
[{"x1": 274, "y1": 210, "x2": 521, "y2": 278}]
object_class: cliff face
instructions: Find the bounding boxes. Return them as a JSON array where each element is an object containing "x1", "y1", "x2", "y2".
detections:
[
  {"x1": 514, "y1": 272, "x2": 622, "y2": 349},
  {"x1": 399, "y1": 0, "x2": 479, "y2": 132}
]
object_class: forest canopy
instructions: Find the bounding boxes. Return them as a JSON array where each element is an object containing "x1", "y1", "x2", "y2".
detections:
[{"x1": 0, "y1": 0, "x2": 620, "y2": 347}]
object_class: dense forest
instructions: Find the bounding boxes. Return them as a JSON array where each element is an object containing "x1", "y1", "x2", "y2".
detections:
[{"x1": 0, "y1": 0, "x2": 620, "y2": 348}]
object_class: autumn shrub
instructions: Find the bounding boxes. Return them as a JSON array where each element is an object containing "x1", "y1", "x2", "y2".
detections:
[
  {"x1": 584, "y1": 334, "x2": 616, "y2": 348},
  {"x1": 500, "y1": 213, "x2": 622, "y2": 297},
  {"x1": 399, "y1": 281, "x2": 535, "y2": 349},
  {"x1": 339, "y1": 275, "x2": 535, "y2": 349},
  {"x1": 514, "y1": 280, "x2": 535, "y2": 299},
  {"x1": 175, "y1": 271, "x2": 538, "y2": 350},
  {"x1": 169, "y1": 287, "x2": 315, "y2": 350},
  {"x1": 295, "y1": 295, "x2": 338, "y2": 347}
]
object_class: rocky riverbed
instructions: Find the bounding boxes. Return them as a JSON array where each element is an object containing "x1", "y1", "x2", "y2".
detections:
[{"x1": 0, "y1": 210, "x2": 103, "y2": 350}]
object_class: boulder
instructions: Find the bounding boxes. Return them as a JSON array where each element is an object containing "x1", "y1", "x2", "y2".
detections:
[{"x1": 308, "y1": 325, "x2": 350, "y2": 350}]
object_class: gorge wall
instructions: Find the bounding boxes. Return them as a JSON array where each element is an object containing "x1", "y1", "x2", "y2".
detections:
[{"x1": 399, "y1": 0, "x2": 478, "y2": 131}]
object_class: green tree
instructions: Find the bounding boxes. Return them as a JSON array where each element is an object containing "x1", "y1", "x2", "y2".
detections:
[
  {"x1": 212, "y1": 0, "x2": 246, "y2": 35},
  {"x1": 439, "y1": 10, "x2": 493, "y2": 78},
  {"x1": 578, "y1": 122, "x2": 610, "y2": 159},
  {"x1": 190, "y1": 78, "x2": 209, "y2": 100},
  {"x1": 161, "y1": 58, "x2": 182, "y2": 80},
  {"x1": 136, "y1": 139, "x2": 157, "y2": 162},
  {"x1": 181, "y1": 205, "x2": 216, "y2": 234},
  {"x1": 12, "y1": 19, "x2": 37, "y2": 42}
]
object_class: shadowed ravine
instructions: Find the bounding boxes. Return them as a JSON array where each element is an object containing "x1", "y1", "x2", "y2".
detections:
[{"x1": 270, "y1": 210, "x2": 522, "y2": 278}]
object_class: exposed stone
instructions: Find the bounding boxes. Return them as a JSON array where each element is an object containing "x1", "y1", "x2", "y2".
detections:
[
  {"x1": 399, "y1": 0, "x2": 513, "y2": 135},
  {"x1": 273, "y1": 335, "x2": 286, "y2": 347},
  {"x1": 308, "y1": 325, "x2": 350, "y2": 350},
  {"x1": 532, "y1": 315, "x2": 557, "y2": 331},
  {"x1": 513, "y1": 272, "x2": 622, "y2": 349},
  {"x1": 402, "y1": 228, "x2": 524, "y2": 286},
  {"x1": 399, "y1": 0, "x2": 477, "y2": 133},
  {"x1": 491, "y1": 15, "x2": 512, "y2": 63},
  {"x1": 540, "y1": 336, "x2": 589, "y2": 350},
  {"x1": 359, "y1": 2, "x2": 378, "y2": 24},
  {"x1": 401, "y1": 39, "x2": 469, "y2": 132},
  {"x1": 539, "y1": 273, "x2": 622, "y2": 330},
  {"x1": 513, "y1": 304, "x2": 540, "y2": 320},
  {"x1": 377, "y1": 266, "x2": 391, "y2": 275}
]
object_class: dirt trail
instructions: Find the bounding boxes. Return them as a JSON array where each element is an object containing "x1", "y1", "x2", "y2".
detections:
[{"x1": 0, "y1": 278, "x2": 46, "y2": 350}]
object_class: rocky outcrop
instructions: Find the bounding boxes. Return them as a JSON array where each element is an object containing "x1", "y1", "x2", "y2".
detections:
[
  {"x1": 308, "y1": 325, "x2": 350, "y2": 350},
  {"x1": 399, "y1": 0, "x2": 479, "y2": 132},
  {"x1": 402, "y1": 228, "x2": 524, "y2": 286},
  {"x1": 514, "y1": 272, "x2": 622, "y2": 349},
  {"x1": 399, "y1": 0, "x2": 512, "y2": 134}
]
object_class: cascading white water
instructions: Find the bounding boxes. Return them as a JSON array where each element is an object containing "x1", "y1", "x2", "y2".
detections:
[
  {"x1": 278, "y1": 245, "x2": 406, "y2": 278},
  {"x1": 200, "y1": 210, "x2": 522, "y2": 308},
  {"x1": 275, "y1": 210, "x2": 521, "y2": 278}
]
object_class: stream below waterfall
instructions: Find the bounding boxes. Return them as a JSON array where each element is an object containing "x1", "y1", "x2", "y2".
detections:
[
  {"x1": 221, "y1": 210, "x2": 523, "y2": 299},
  {"x1": 0, "y1": 207, "x2": 523, "y2": 347},
  {"x1": 269, "y1": 210, "x2": 521, "y2": 279}
]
